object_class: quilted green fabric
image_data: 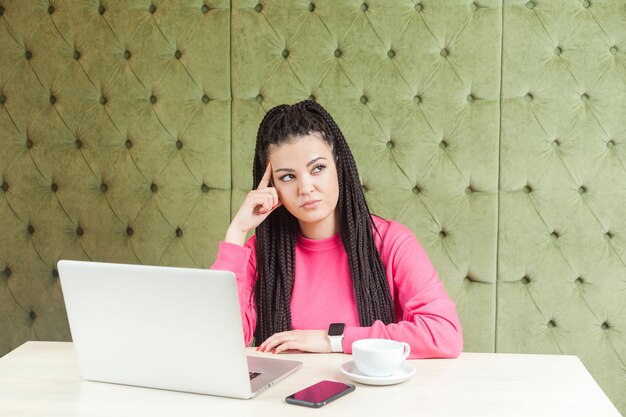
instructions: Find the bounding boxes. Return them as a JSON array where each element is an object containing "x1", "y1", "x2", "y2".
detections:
[{"x1": 1, "y1": 0, "x2": 624, "y2": 413}]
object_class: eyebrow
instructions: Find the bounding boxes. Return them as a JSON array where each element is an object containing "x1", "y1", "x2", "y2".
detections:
[{"x1": 274, "y1": 157, "x2": 327, "y2": 173}]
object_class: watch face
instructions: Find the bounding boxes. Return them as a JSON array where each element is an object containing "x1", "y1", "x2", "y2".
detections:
[{"x1": 328, "y1": 323, "x2": 345, "y2": 337}]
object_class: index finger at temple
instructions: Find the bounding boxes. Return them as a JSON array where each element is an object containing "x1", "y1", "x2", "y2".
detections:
[{"x1": 257, "y1": 162, "x2": 273, "y2": 189}]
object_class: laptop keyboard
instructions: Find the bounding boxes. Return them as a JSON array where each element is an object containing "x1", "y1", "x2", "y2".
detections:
[{"x1": 249, "y1": 371, "x2": 262, "y2": 380}]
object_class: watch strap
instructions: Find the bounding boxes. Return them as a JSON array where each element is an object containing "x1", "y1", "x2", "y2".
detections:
[{"x1": 329, "y1": 335, "x2": 343, "y2": 352}]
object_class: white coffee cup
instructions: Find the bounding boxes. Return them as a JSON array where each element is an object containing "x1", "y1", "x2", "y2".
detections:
[{"x1": 352, "y1": 338, "x2": 411, "y2": 377}]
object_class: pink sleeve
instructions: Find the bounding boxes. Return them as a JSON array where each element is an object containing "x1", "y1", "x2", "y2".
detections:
[
  {"x1": 342, "y1": 223, "x2": 463, "y2": 359},
  {"x1": 210, "y1": 238, "x2": 257, "y2": 346}
]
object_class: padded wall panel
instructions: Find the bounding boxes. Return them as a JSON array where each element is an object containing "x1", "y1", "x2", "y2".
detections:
[
  {"x1": 232, "y1": 0, "x2": 502, "y2": 352},
  {"x1": 0, "y1": 0, "x2": 231, "y2": 355},
  {"x1": 498, "y1": 0, "x2": 626, "y2": 412}
]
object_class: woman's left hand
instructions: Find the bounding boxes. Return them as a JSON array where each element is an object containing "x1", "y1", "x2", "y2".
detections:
[{"x1": 256, "y1": 330, "x2": 332, "y2": 354}]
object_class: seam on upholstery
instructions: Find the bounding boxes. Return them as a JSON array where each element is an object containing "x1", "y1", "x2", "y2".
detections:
[
  {"x1": 495, "y1": 0, "x2": 504, "y2": 354},
  {"x1": 229, "y1": 0, "x2": 234, "y2": 222}
]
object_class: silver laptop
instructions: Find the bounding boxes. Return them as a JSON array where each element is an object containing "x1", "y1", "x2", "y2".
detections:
[{"x1": 57, "y1": 260, "x2": 302, "y2": 398}]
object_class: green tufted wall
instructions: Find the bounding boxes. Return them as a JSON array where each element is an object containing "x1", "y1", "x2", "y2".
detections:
[{"x1": 1, "y1": 0, "x2": 624, "y2": 413}]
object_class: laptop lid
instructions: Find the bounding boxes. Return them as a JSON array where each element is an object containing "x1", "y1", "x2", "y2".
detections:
[{"x1": 57, "y1": 260, "x2": 301, "y2": 398}]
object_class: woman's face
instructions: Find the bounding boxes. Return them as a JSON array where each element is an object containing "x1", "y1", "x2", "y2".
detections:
[{"x1": 268, "y1": 133, "x2": 339, "y2": 239}]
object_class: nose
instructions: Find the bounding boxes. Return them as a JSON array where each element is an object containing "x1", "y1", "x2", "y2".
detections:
[{"x1": 298, "y1": 174, "x2": 315, "y2": 195}]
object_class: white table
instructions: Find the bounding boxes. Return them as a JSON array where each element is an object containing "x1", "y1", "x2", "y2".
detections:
[{"x1": 0, "y1": 342, "x2": 620, "y2": 417}]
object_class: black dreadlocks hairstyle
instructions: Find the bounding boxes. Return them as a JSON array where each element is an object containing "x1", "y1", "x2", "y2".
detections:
[{"x1": 252, "y1": 100, "x2": 395, "y2": 344}]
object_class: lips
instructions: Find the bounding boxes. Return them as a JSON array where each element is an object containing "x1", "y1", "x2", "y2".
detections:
[{"x1": 301, "y1": 199, "x2": 321, "y2": 208}]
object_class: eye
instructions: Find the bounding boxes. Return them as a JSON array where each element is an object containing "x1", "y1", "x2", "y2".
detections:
[
  {"x1": 279, "y1": 173, "x2": 295, "y2": 182},
  {"x1": 312, "y1": 164, "x2": 326, "y2": 173}
]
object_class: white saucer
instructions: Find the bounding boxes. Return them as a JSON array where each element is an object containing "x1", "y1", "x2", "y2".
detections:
[{"x1": 340, "y1": 361, "x2": 416, "y2": 386}]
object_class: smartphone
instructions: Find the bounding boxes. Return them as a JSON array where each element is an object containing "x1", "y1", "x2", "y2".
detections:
[{"x1": 285, "y1": 380, "x2": 355, "y2": 408}]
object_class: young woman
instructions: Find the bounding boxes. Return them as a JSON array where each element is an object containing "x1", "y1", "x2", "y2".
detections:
[{"x1": 211, "y1": 100, "x2": 463, "y2": 358}]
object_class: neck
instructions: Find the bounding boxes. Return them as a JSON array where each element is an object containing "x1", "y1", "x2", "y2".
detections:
[{"x1": 299, "y1": 212, "x2": 339, "y2": 240}]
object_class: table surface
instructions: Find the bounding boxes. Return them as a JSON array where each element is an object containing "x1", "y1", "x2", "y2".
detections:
[{"x1": 0, "y1": 342, "x2": 621, "y2": 417}]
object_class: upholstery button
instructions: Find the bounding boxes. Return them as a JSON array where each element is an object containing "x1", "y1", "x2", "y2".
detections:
[
  {"x1": 440, "y1": 48, "x2": 449, "y2": 57},
  {"x1": 523, "y1": 185, "x2": 532, "y2": 194},
  {"x1": 0, "y1": 94, "x2": 5, "y2": 104},
  {"x1": 554, "y1": 46, "x2": 562, "y2": 55},
  {"x1": 282, "y1": 49, "x2": 289, "y2": 58},
  {"x1": 26, "y1": 138, "x2": 33, "y2": 148},
  {"x1": 578, "y1": 185, "x2": 586, "y2": 194},
  {"x1": 606, "y1": 139, "x2": 615, "y2": 148},
  {"x1": 360, "y1": 3, "x2": 368, "y2": 12},
  {"x1": 470, "y1": 3, "x2": 478, "y2": 12},
  {"x1": 5, "y1": 267, "x2": 11, "y2": 277},
  {"x1": 308, "y1": 3, "x2": 315, "y2": 12},
  {"x1": 50, "y1": 95, "x2": 57, "y2": 104},
  {"x1": 439, "y1": 139, "x2": 448, "y2": 149},
  {"x1": 526, "y1": 1, "x2": 535, "y2": 9},
  {"x1": 415, "y1": 3, "x2": 423, "y2": 12},
  {"x1": 52, "y1": 269, "x2": 59, "y2": 279},
  {"x1": 360, "y1": 95, "x2": 368, "y2": 104},
  {"x1": 48, "y1": 5, "x2": 55, "y2": 14},
  {"x1": 175, "y1": 50, "x2": 182, "y2": 59},
  {"x1": 202, "y1": 94, "x2": 210, "y2": 104},
  {"x1": 334, "y1": 49, "x2": 342, "y2": 58},
  {"x1": 25, "y1": 50, "x2": 32, "y2": 60},
  {"x1": 100, "y1": 183, "x2": 108, "y2": 193},
  {"x1": 521, "y1": 276, "x2": 531, "y2": 285},
  {"x1": 127, "y1": 226, "x2": 134, "y2": 236},
  {"x1": 98, "y1": 4, "x2": 105, "y2": 15},
  {"x1": 601, "y1": 322, "x2": 610, "y2": 330},
  {"x1": 75, "y1": 139, "x2": 83, "y2": 149},
  {"x1": 439, "y1": 230, "x2": 448, "y2": 238},
  {"x1": 150, "y1": 95, "x2": 157, "y2": 104},
  {"x1": 582, "y1": 0, "x2": 590, "y2": 8},
  {"x1": 524, "y1": 92, "x2": 533, "y2": 101},
  {"x1": 28, "y1": 224, "x2": 35, "y2": 235},
  {"x1": 386, "y1": 140, "x2": 394, "y2": 150},
  {"x1": 412, "y1": 186, "x2": 421, "y2": 195},
  {"x1": 73, "y1": 50, "x2": 81, "y2": 60},
  {"x1": 604, "y1": 231, "x2": 613, "y2": 240},
  {"x1": 124, "y1": 50, "x2": 131, "y2": 60},
  {"x1": 464, "y1": 275, "x2": 474, "y2": 284},
  {"x1": 30, "y1": 311, "x2": 37, "y2": 321},
  {"x1": 201, "y1": 184, "x2": 210, "y2": 193},
  {"x1": 51, "y1": 183, "x2": 58, "y2": 192},
  {"x1": 99, "y1": 96, "x2": 107, "y2": 105},
  {"x1": 76, "y1": 227, "x2": 84, "y2": 236},
  {"x1": 551, "y1": 138, "x2": 560, "y2": 148},
  {"x1": 256, "y1": 94, "x2": 263, "y2": 103},
  {"x1": 1, "y1": 181, "x2": 8, "y2": 192},
  {"x1": 149, "y1": 4, "x2": 156, "y2": 13},
  {"x1": 201, "y1": 4, "x2": 210, "y2": 13},
  {"x1": 581, "y1": 93, "x2": 589, "y2": 102},
  {"x1": 547, "y1": 320, "x2": 556, "y2": 328},
  {"x1": 465, "y1": 185, "x2": 474, "y2": 194},
  {"x1": 308, "y1": 94, "x2": 315, "y2": 101},
  {"x1": 125, "y1": 139, "x2": 133, "y2": 149},
  {"x1": 151, "y1": 183, "x2": 158, "y2": 193},
  {"x1": 176, "y1": 139, "x2": 183, "y2": 150},
  {"x1": 255, "y1": 3, "x2": 263, "y2": 12},
  {"x1": 176, "y1": 227, "x2": 183, "y2": 237},
  {"x1": 414, "y1": 95, "x2": 422, "y2": 104},
  {"x1": 550, "y1": 231, "x2": 559, "y2": 240},
  {"x1": 575, "y1": 276, "x2": 584, "y2": 285},
  {"x1": 387, "y1": 49, "x2": 395, "y2": 58},
  {"x1": 361, "y1": 184, "x2": 368, "y2": 193},
  {"x1": 0, "y1": 5, "x2": 4, "y2": 16},
  {"x1": 609, "y1": 46, "x2": 618, "y2": 55},
  {"x1": 466, "y1": 94, "x2": 475, "y2": 103}
]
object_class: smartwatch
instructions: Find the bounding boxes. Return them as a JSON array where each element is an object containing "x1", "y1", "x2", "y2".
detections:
[{"x1": 327, "y1": 323, "x2": 346, "y2": 353}]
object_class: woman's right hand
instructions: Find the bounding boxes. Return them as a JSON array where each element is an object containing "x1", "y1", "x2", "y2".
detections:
[{"x1": 225, "y1": 162, "x2": 282, "y2": 246}]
